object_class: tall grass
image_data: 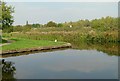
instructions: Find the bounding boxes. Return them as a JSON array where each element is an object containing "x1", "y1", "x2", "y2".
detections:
[{"x1": 3, "y1": 27, "x2": 119, "y2": 44}]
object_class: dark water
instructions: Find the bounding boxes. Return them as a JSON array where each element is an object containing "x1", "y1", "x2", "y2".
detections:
[{"x1": 2, "y1": 48, "x2": 118, "y2": 79}]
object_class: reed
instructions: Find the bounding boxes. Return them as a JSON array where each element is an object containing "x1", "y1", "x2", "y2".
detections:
[{"x1": 3, "y1": 27, "x2": 119, "y2": 44}]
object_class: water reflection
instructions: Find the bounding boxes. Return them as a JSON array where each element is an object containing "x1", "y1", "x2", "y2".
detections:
[
  {"x1": 0, "y1": 59, "x2": 16, "y2": 80},
  {"x1": 1, "y1": 43, "x2": 118, "y2": 79},
  {"x1": 4, "y1": 49, "x2": 118, "y2": 79},
  {"x1": 72, "y1": 42, "x2": 119, "y2": 56},
  {"x1": 1, "y1": 43, "x2": 119, "y2": 58}
]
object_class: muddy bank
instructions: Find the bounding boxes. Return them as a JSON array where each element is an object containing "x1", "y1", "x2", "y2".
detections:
[{"x1": 1, "y1": 43, "x2": 72, "y2": 55}]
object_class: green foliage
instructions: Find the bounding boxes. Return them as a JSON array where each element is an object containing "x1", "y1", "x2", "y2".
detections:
[
  {"x1": 2, "y1": 31, "x2": 119, "y2": 56},
  {"x1": 22, "y1": 25, "x2": 32, "y2": 32},
  {"x1": 7, "y1": 16, "x2": 119, "y2": 44},
  {"x1": 2, "y1": 59, "x2": 16, "y2": 80},
  {"x1": 0, "y1": 36, "x2": 7, "y2": 43},
  {"x1": 91, "y1": 16, "x2": 118, "y2": 31},
  {"x1": 1, "y1": 2, "x2": 14, "y2": 32},
  {"x1": 32, "y1": 23, "x2": 41, "y2": 28},
  {"x1": 3, "y1": 26, "x2": 13, "y2": 33},
  {"x1": 13, "y1": 25, "x2": 23, "y2": 32},
  {"x1": 12, "y1": 16, "x2": 118, "y2": 32},
  {"x1": 57, "y1": 23, "x2": 63, "y2": 27},
  {"x1": 13, "y1": 25, "x2": 32, "y2": 32},
  {"x1": 4, "y1": 25, "x2": 119, "y2": 44},
  {"x1": 46, "y1": 21, "x2": 57, "y2": 27}
]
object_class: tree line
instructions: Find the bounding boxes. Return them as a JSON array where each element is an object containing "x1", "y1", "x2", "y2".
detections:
[
  {"x1": 0, "y1": 2, "x2": 119, "y2": 33},
  {"x1": 15, "y1": 16, "x2": 118, "y2": 31}
]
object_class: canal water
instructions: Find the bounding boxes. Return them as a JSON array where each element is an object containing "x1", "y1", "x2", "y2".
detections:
[{"x1": 2, "y1": 48, "x2": 118, "y2": 79}]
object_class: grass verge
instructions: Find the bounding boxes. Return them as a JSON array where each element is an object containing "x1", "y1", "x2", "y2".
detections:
[{"x1": 2, "y1": 38, "x2": 66, "y2": 51}]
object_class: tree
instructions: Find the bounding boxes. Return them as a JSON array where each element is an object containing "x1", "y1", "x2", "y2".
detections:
[
  {"x1": 57, "y1": 23, "x2": 63, "y2": 27},
  {"x1": 32, "y1": 23, "x2": 41, "y2": 28},
  {"x1": 46, "y1": 21, "x2": 57, "y2": 27},
  {"x1": 84, "y1": 19, "x2": 90, "y2": 27},
  {"x1": 0, "y1": 2, "x2": 14, "y2": 32},
  {"x1": 1, "y1": 59, "x2": 16, "y2": 80}
]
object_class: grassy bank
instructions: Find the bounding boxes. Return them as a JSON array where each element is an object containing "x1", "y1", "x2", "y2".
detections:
[
  {"x1": 4, "y1": 27, "x2": 119, "y2": 44},
  {"x1": 2, "y1": 38, "x2": 66, "y2": 51},
  {"x1": 2, "y1": 26, "x2": 119, "y2": 55}
]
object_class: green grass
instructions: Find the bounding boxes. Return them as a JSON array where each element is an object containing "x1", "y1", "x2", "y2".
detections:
[{"x1": 2, "y1": 38, "x2": 66, "y2": 51}]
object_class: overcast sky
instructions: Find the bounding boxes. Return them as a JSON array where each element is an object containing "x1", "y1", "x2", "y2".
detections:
[{"x1": 7, "y1": 2, "x2": 118, "y2": 25}]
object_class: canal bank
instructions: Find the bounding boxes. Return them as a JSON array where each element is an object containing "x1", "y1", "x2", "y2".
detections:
[{"x1": 1, "y1": 43, "x2": 72, "y2": 55}]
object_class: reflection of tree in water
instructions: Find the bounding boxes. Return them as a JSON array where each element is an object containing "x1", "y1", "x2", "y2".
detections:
[
  {"x1": 0, "y1": 59, "x2": 16, "y2": 81},
  {"x1": 72, "y1": 42, "x2": 119, "y2": 56}
]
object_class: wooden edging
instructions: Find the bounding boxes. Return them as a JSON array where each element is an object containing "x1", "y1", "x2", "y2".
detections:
[{"x1": 1, "y1": 43, "x2": 72, "y2": 55}]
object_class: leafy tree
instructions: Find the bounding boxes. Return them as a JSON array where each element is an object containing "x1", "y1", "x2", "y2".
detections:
[
  {"x1": 32, "y1": 23, "x2": 41, "y2": 28},
  {"x1": 90, "y1": 16, "x2": 118, "y2": 31},
  {"x1": 0, "y1": 2, "x2": 14, "y2": 32},
  {"x1": 1, "y1": 59, "x2": 16, "y2": 80},
  {"x1": 46, "y1": 21, "x2": 57, "y2": 27},
  {"x1": 57, "y1": 23, "x2": 63, "y2": 27},
  {"x1": 84, "y1": 19, "x2": 90, "y2": 27}
]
